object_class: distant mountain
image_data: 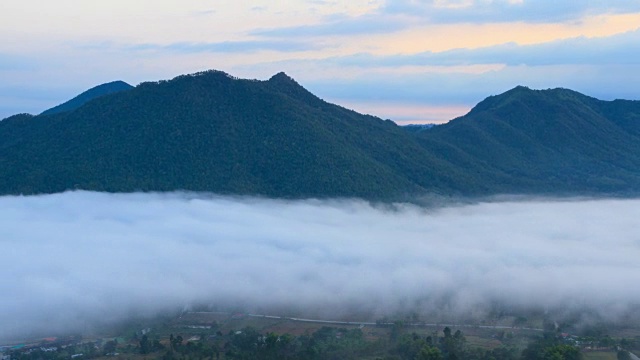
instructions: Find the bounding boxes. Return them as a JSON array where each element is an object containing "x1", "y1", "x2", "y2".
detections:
[
  {"x1": 2, "y1": 72, "x2": 640, "y2": 199},
  {"x1": 402, "y1": 124, "x2": 436, "y2": 133},
  {"x1": 40, "y1": 80, "x2": 133, "y2": 116},
  {"x1": 417, "y1": 86, "x2": 640, "y2": 194}
]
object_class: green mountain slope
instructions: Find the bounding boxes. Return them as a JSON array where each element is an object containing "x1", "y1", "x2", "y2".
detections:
[
  {"x1": 2, "y1": 72, "x2": 640, "y2": 199},
  {"x1": 417, "y1": 86, "x2": 640, "y2": 194},
  {"x1": 0, "y1": 70, "x2": 468, "y2": 199},
  {"x1": 40, "y1": 80, "x2": 133, "y2": 116}
]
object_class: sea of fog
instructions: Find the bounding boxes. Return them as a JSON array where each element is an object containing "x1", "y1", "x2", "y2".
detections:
[{"x1": 2, "y1": 191, "x2": 640, "y2": 341}]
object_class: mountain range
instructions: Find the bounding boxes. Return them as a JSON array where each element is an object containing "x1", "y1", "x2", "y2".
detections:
[{"x1": 2, "y1": 70, "x2": 640, "y2": 200}]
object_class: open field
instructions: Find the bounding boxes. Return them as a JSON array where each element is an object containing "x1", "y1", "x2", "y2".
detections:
[
  {"x1": 583, "y1": 351, "x2": 617, "y2": 360},
  {"x1": 145, "y1": 311, "x2": 546, "y2": 352},
  {"x1": 4, "y1": 309, "x2": 640, "y2": 360}
]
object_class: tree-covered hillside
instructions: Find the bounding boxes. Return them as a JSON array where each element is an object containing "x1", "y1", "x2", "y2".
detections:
[
  {"x1": 40, "y1": 80, "x2": 133, "y2": 116},
  {"x1": 2, "y1": 72, "x2": 640, "y2": 199},
  {"x1": 417, "y1": 86, "x2": 640, "y2": 195},
  {"x1": 0, "y1": 71, "x2": 468, "y2": 199}
]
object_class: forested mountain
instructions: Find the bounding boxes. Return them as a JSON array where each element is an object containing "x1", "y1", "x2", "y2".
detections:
[
  {"x1": 2, "y1": 71, "x2": 640, "y2": 199},
  {"x1": 40, "y1": 80, "x2": 133, "y2": 115},
  {"x1": 417, "y1": 86, "x2": 640, "y2": 194},
  {"x1": 0, "y1": 71, "x2": 468, "y2": 199}
]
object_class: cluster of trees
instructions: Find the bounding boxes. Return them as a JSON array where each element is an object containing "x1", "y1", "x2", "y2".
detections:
[
  {"x1": 139, "y1": 335, "x2": 165, "y2": 355},
  {"x1": 149, "y1": 326, "x2": 519, "y2": 360},
  {"x1": 10, "y1": 320, "x2": 640, "y2": 360},
  {"x1": 209, "y1": 326, "x2": 371, "y2": 360},
  {"x1": 392, "y1": 326, "x2": 518, "y2": 360},
  {"x1": 160, "y1": 334, "x2": 218, "y2": 360},
  {"x1": 521, "y1": 334, "x2": 582, "y2": 360}
]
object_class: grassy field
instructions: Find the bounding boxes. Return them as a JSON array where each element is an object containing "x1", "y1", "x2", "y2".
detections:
[
  {"x1": 583, "y1": 351, "x2": 617, "y2": 360},
  {"x1": 465, "y1": 335, "x2": 503, "y2": 350}
]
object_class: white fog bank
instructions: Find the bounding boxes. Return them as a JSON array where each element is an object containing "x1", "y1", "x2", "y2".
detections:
[{"x1": 1, "y1": 192, "x2": 640, "y2": 341}]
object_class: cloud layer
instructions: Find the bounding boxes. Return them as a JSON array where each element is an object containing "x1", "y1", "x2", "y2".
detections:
[
  {"x1": 251, "y1": 1, "x2": 640, "y2": 38},
  {"x1": 327, "y1": 29, "x2": 640, "y2": 68},
  {"x1": 3, "y1": 1, "x2": 640, "y2": 122},
  {"x1": 382, "y1": 0, "x2": 640, "y2": 24},
  {"x1": 2, "y1": 192, "x2": 640, "y2": 342}
]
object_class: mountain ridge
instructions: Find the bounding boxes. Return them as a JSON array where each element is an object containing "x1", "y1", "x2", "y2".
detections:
[
  {"x1": 40, "y1": 80, "x2": 134, "y2": 116},
  {"x1": 0, "y1": 70, "x2": 469, "y2": 199},
  {"x1": 2, "y1": 70, "x2": 640, "y2": 199},
  {"x1": 419, "y1": 84, "x2": 640, "y2": 194}
]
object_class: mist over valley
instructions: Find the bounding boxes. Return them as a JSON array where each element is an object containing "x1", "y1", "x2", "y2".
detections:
[{"x1": 2, "y1": 192, "x2": 639, "y2": 343}]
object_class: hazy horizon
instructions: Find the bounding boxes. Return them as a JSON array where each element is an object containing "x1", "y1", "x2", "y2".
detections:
[{"x1": 2, "y1": 1, "x2": 640, "y2": 123}]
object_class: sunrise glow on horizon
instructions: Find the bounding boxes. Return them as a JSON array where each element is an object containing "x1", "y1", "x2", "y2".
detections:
[{"x1": 2, "y1": 0, "x2": 640, "y2": 124}]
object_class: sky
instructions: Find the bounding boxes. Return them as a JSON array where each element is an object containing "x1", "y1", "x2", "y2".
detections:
[
  {"x1": 1, "y1": 0, "x2": 640, "y2": 123},
  {"x1": 2, "y1": 192, "x2": 640, "y2": 342}
]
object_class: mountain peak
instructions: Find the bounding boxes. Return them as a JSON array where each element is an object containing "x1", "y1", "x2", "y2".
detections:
[
  {"x1": 1, "y1": 113, "x2": 34, "y2": 122},
  {"x1": 511, "y1": 85, "x2": 531, "y2": 92},
  {"x1": 41, "y1": 80, "x2": 133, "y2": 116},
  {"x1": 469, "y1": 86, "x2": 594, "y2": 115},
  {"x1": 269, "y1": 71, "x2": 292, "y2": 80},
  {"x1": 268, "y1": 72, "x2": 300, "y2": 86},
  {"x1": 504, "y1": 85, "x2": 590, "y2": 100},
  {"x1": 500, "y1": 85, "x2": 535, "y2": 98},
  {"x1": 267, "y1": 72, "x2": 319, "y2": 102}
]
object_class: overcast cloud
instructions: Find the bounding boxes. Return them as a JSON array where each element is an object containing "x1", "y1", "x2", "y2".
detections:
[
  {"x1": 381, "y1": 0, "x2": 640, "y2": 24},
  {"x1": 2, "y1": 192, "x2": 640, "y2": 342},
  {"x1": 250, "y1": 13, "x2": 410, "y2": 37},
  {"x1": 129, "y1": 39, "x2": 323, "y2": 54},
  {"x1": 251, "y1": 1, "x2": 640, "y2": 38}
]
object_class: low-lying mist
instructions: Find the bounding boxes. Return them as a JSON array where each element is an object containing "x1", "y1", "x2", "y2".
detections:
[{"x1": 2, "y1": 192, "x2": 640, "y2": 342}]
